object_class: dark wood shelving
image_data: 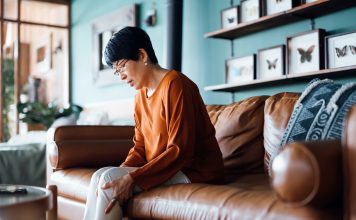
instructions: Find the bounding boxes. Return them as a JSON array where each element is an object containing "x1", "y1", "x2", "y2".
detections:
[
  {"x1": 204, "y1": 65, "x2": 356, "y2": 92},
  {"x1": 205, "y1": 0, "x2": 356, "y2": 40}
]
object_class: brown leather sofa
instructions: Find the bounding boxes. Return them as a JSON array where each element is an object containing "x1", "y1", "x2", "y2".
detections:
[{"x1": 46, "y1": 92, "x2": 356, "y2": 219}]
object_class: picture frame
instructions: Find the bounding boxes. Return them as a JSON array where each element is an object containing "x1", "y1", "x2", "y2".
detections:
[
  {"x1": 264, "y1": 0, "x2": 299, "y2": 16},
  {"x1": 325, "y1": 30, "x2": 356, "y2": 69},
  {"x1": 301, "y1": 0, "x2": 320, "y2": 5},
  {"x1": 92, "y1": 4, "x2": 138, "y2": 87},
  {"x1": 225, "y1": 55, "x2": 256, "y2": 84},
  {"x1": 34, "y1": 33, "x2": 53, "y2": 75},
  {"x1": 287, "y1": 29, "x2": 325, "y2": 75},
  {"x1": 240, "y1": 0, "x2": 262, "y2": 23},
  {"x1": 221, "y1": 6, "x2": 240, "y2": 29},
  {"x1": 257, "y1": 45, "x2": 285, "y2": 80}
]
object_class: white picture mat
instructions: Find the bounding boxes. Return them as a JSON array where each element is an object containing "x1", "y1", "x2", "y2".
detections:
[
  {"x1": 328, "y1": 32, "x2": 356, "y2": 68},
  {"x1": 266, "y1": 0, "x2": 293, "y2": 15},
  {"x1": 226, "y1": 56, "x2": 254, "y2": 84},
  {"x1": 222, "y1": 7, "x2": 238, "y2": 28},
  {"x1": 258, "y1": 47, "x2": 284, "y2": 79},
  {"x1": 289, "y1": 32, "x2": 320, "y2": 75},
  {"x1": 241, "y1": 0, "x2": 260, "y2": 23},
  {"x1": 305, "y1": 0, "x2": 319, "y2": 3}
]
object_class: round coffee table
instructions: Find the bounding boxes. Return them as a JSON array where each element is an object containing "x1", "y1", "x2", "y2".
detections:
[{"x1": 0, "y1": 185, "x2": 52, "y2": 220}]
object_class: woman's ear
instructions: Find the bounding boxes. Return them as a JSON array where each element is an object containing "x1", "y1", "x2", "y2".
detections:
[{"x1": 138, "y1": 48, "x2": 149, "y2": 62}]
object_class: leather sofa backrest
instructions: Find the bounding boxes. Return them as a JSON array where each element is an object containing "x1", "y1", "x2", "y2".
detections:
[
  {"x1": 264, "y1": 92, "x2": 300, "y2": 173},
  {"x1": 206, "y1": 96, "x2": 268, "y2": 181}
]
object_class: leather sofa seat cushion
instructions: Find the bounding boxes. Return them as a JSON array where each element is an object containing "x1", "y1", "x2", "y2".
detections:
[
  {"x1": 50, "y1": 168, "x2": 96, "y2": 203},
  {"x1": 125, "y1": 174, "x2": 341, "y2": 220},
  {"x1": 264, "y1": 92, "x2": 299, "y2": 173},
  {"x1": 206, "y1": 96, "x2": 269, "y2": 181}
]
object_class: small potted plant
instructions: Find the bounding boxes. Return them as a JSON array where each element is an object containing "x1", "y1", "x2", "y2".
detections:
[{"x1": 17, "y1": 101, "x2": 82, "y2": 130}]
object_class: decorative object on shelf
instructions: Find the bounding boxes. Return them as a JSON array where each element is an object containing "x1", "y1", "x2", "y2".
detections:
[
  {"x1": 287, "y1": 29, "x2": 325, "y2": 75},
  {"x1": 240, "y1": 0, "x2": 262, "y2": 23},
  {"x1": 226, "y1": 55, "x2": 256, "y2": 84},
  {"x1": 264, "y1": 0, "x2": 299, "y2": 16},
  {"x1": 17, "y1": 102, "x2": 83, "y2": 129},
  {"x1": 257, "y1": 45, "x2": 285, "y2": 80},
  {"x1": 221, "y1": 6, "x2": 239, "y2": 29},
  {"x1": 325, "y1": 30, "x2": 356, "y2": 69},
  {"x1": 92, "y1": 4, "x2": 138, "y2": 87}
]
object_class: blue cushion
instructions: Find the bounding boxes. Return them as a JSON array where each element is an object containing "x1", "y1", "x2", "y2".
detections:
[{"x1": 280, "y1": 78, "x2": 356, "y2": 146}]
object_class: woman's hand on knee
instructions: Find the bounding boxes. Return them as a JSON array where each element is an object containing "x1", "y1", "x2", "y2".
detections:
[{"x1": 101, "y1": 174, "x2": 135, "y2": 214}]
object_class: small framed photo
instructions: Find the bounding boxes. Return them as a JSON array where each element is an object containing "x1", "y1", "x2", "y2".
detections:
[
  {"x1": 240, "y1": 0, "x2": 262, "y2": 23},
  {"x1": 225, "y1": 55, "x2": 256, "y2": 84},
  {"x1": 287, "y1": 29, "x2": 325, "y2": 75},
  {"x1": 221, "y1": 6, "x2": 239, "y2": 29},
  {"x1": 325, "y1": 30, "x2": 356, "y2": 69},
  {"x1": 257, "y1": 45, "x2": 285, "y2": 80},
  {"x1": 264, "y1": 0, "x2": 299, "y2": 16}
]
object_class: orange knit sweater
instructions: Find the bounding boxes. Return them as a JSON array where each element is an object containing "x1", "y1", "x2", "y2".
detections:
[{"x1": 122, "y1": 70, "x2": 224, "y2": 190}]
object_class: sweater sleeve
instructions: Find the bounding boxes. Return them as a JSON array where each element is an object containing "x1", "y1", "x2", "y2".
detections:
[
  {"x1": 122, "y1": 113, "x2": 147, "y2": 167},
  {"x1": 129, "y1": 78, "x2": 196, "y2": 190}
]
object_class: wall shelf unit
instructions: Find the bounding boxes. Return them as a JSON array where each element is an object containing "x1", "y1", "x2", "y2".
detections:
[
  {"x1": 204, "y1": 0, "x2": 356, "y2": 95},
  {"x1": 205, "y1": 0, "x2": 356, "y2": 40},
  {"x1": 205, "y1": 65, "x2": 356, "y2": 92}
]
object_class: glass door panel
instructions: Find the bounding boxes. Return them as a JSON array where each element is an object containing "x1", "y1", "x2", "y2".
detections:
[
  {"x1": 19, "y1": 24, "x2": 69, "y2": 108},
  {"x1": 20, "y1": 1, "x2": 68, "y2": 26},
  {"x1": 4, "y1": 0, "x2": 18, "y2": 20}
]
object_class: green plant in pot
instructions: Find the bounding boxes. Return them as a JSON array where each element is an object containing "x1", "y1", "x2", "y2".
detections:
[{"x1": 17, "y1": 102, "x2": 83, "y2": 129}]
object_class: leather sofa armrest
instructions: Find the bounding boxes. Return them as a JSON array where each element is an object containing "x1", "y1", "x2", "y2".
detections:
[
  {"x1": 47, "y1": 126, "x2": 134, "y2": 170},
  {"x1": 344, "y1": 106, "x2": 356, "y2": 219},
  {"x1": 271, "y1": 139, "x2": 342, "y2": 207}
]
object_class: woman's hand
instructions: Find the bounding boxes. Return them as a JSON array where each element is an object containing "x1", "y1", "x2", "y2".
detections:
[{"x1": 101, "y1": 174, "x2": 135, "y2": 214}]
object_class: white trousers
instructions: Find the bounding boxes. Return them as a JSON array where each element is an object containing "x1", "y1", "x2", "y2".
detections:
[{"x1": 83, "y1": 167, "x2": 190, "y2": 220}]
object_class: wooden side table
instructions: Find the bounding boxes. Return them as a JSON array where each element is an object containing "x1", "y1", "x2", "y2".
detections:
[{"x1": 0, "y1": 184, "x2": 57, "y2": 220}]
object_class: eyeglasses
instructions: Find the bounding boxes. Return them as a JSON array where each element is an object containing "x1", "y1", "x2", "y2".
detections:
[{"x1": 113, "y1": 59, "x2": 128, "y2": 76}]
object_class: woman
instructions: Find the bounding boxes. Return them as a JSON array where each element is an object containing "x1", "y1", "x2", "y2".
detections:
[{"x1": 83, "y1": 26, "x2": 224, "y2": 220}]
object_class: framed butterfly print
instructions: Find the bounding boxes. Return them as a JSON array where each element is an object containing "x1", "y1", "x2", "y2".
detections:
[
  {"x1": 225, "y1": 55, "x2": 256, "y2": 84},
  {"x1": 287, "y1": 29, "x2": 325, "y2": 75},
  {"x1": 240, "y1": 0, "x2": 262, "y2": 23},
  {"x1": 221, "y1": 6, "x2": 240, "y2": 29},
  {"x1": 264, "y1": 0, "x2": 299, "y2": 16},
  {"x1": 325, "y1": 30, "x2": 356, "y2": 69},
  {"x1": 257, "y1": 45, "x2": 285, "y2": 80}
]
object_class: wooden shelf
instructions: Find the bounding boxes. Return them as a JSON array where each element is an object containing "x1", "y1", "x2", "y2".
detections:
[
  {"x1": 205, "y1": 0, "x2": 356, "y2": 40},
  {"x1": 204, "y1": 65, "x2": 356, "y2": 92}
]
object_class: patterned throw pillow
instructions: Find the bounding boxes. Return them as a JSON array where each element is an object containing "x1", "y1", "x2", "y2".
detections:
[{"x1": 280, "y1": 78, "x2": 356, "y2": 147}]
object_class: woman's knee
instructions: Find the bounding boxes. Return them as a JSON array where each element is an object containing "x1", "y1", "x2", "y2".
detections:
[
  {"x1": 99, "y1": 167, "x2": 130, "y2": 184},
  {"x1": 91, "y1": 167, "x2": 113, "y2": 183}
]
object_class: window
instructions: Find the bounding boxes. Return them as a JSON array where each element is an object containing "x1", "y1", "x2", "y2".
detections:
[{"x1": 0, "y1": 0, "x2": 70, "y2": 142}]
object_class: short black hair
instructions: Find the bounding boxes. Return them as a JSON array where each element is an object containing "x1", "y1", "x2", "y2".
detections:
[{"x1": 104, "y1": 26, "x2": 158, "y2": 68}]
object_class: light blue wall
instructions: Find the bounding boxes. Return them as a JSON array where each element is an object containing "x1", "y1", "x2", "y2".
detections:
[
  {"x1": 71, "y1": 0, "x2": 356, "y2": 106},
  {"x1": 71, "y1": 0, "x2": 167, "y2": 105}
]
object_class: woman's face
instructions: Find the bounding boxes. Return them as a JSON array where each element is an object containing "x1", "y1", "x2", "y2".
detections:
[{"x1": 114, "y1": 58, "x2": 147, "y2": 90}]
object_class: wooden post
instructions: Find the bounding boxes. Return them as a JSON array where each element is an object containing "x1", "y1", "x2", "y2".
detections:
[{"x1": 46, "y1": 185, "x2": 58, "y2": 220}]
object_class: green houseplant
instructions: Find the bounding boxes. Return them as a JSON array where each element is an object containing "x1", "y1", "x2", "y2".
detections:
[
  {"x1": 17, "y1": 102, "x2": 83, "y2": 129},
  {"x1": 2, "y1": 58, "x2": 15, "y2": 141}
]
